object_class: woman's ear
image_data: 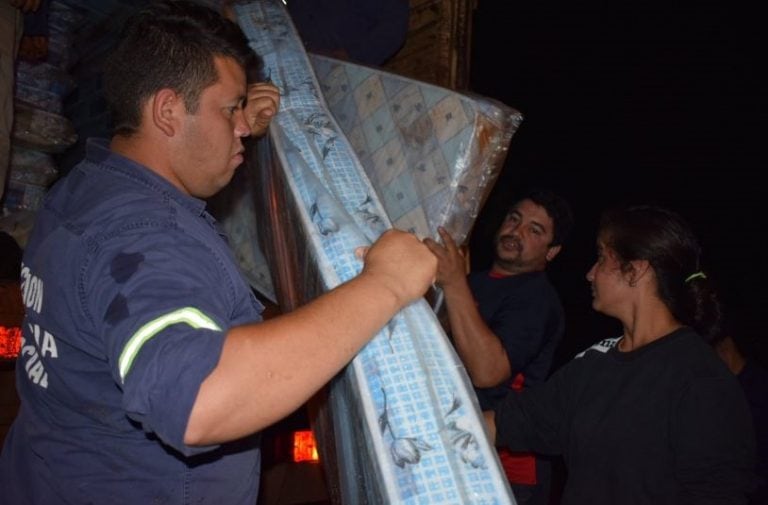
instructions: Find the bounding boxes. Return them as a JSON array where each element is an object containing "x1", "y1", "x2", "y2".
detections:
[{"x1": 627, "y1": 259, "x2": 651, "y2": 287}]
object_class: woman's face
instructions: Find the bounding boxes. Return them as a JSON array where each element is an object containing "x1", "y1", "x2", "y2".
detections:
[{"x1": 586, "y1": 238, "x2": 633, "y2": 318}]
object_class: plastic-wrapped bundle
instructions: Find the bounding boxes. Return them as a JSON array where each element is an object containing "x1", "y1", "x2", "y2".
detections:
[
  {"x1": 222, "y1": 18, "x2": 522, "y2": 306},
  {"x1": 310, "y1": 54, "x2": 521, "y2": 246},
  {"x1": 49, "y1": 0, "x2": 87, "y2": 34},
  {"x1": 11, "y1": 101, "x2": 77, "y2": 154},
  {"x1": 226, "y1": 1, "x2": 521, "y2": 503},
  {"x1": 16, "y1": 61, "x2": 76, "y2": 98},
  {"x1": 15, "y1": 83, "x2": 63, "y2": 114},
  {"x1": 3, "y1": 180, "x2": 47, "y2": 212},
  {"x1": 47, "y1": 1, "x2": 89, "y2": 69},
  {"x1": 9, "y1": 146, "x2": 59, "y2": 186},
  {"x1": 3, "y1": 147, "x2": 59, "y2": 213}
]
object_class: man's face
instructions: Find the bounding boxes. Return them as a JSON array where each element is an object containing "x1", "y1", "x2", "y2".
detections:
[
  {"x1": 172, "y1": 56, "x2": 251, "y2": 198},
  {"x1": 493, "y1": 198, "x2": 560, "y2": 274}
]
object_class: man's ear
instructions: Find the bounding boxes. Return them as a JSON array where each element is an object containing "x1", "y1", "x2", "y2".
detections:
[
  {"x1": 151, "y1": 88, "x2": 183, "y2": 137},
  {"x1": 545, "y1": 244, "x2": 562, "y2": 262}
]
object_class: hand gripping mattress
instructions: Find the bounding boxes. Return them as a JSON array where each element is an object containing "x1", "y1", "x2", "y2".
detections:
[{"x1": 223, "y1": 1, "x2": 523, "y2": 503}]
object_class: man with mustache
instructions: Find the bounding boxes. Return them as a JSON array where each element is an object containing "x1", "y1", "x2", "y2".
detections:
[{"x1": 425, "y1": 189, "x2": 573, "y2": 505}]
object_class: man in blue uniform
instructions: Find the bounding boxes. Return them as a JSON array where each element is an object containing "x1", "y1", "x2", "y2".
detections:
[
  {"x1": 0, "y1": 2, "x2": 437, "y2": 504},
  {"x1": 425, "y1": 189, "x2": 573, "y2": 505}
]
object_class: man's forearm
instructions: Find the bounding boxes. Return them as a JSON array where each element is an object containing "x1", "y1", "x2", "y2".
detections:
[
  {"x1": 185, "y1": 270, "x2": 404, "y2": 445},
  {"x1": 442, "y1": 280, "x2": 511, "y2": 388}
]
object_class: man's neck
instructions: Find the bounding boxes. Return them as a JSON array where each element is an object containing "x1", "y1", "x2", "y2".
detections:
[
  {"x1": 110, "y1": 135, "x2": 184, "y2": 195},
  {"x1": 490, "y1": 263, "x2": 543, "y2": 277}
]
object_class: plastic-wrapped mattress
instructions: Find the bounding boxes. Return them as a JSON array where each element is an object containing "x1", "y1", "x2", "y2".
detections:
[{"x1": 224, "y1": 1, "x2": 523, "y2": 503}]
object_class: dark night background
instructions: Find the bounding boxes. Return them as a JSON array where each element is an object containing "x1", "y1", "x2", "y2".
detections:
[{"x1": 466, "y1": 1, "x2": 767, "y2": 370}]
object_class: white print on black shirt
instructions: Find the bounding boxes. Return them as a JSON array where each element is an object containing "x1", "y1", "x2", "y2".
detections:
[
  {"x1": 574, "y1": 336, "x2": 621, "y2": 359},
  {"x1": 18, "y1": 263, "x2": 57, "y2": 389}
]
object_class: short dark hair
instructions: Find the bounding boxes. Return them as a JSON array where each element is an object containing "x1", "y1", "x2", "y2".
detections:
[
  {"x1": 599, "y1": 205, "x2": 723, "y2": 341},
  {"x1": 103, "y1": 0, "x2": 262, "y2": 136},
  {"x1": 512, "y1": 189, "x2": 574, "y2": 247}
]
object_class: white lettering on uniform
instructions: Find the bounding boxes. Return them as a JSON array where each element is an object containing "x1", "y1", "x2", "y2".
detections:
[
  {"x1": 20, "y1": 327, "x2": 52, "y2": 389},
  {"x1": 17, "y1": 265, "x2": 53, "y2": 388},
  {"x1": 20, "y1": 263, "x2": 44, "y2": 314},
  {"x1": 27, "y1": 359, "x2": 46, "y2": 386},
  {"x1": 41, "y1": 331, "x2": 58, "y2": 358}
]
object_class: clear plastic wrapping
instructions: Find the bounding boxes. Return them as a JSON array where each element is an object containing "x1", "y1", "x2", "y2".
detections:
[
  {"x1": 311, "y1": 55, "x2": 522, "y2": 246},
  {"x1": 9, "y1": 146, "x2": 59, "y2": 186},
  {"x1": 217, "y1": 1, "x2": 524, "y2": 503},
  {"x1": 16, "y1": 60, "x2": 75, "y2": 97},
  {"x1": 15, "y1": 83, "x2": 63, "y2": 114},
  {"x1": 11, "y1": 101, "x2": 78, "y2": 153}
]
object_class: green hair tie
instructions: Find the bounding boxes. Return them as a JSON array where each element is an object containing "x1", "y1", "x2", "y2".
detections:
[{"x1": 684, "y1": 272, "x2": 707, "y2": 283}]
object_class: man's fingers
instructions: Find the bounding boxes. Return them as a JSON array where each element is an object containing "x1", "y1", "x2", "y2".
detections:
[
  {"x1": 423, "y1": 238, "x2": 447, "y2": 258},
  {"x1": 244, "y1": 83, "x2": 280, "y2": 136},
  {"x1": 436, "y1": 226, "x2": 458, "y2": 251},
  {"x1": 248, "y1": 96, "x2": 277, "y2": 117},
  {"x1": 247, "y1": 83, "x2": 280, "y2": 103},
  {"x1": 354, "y1": 246, "x2": 369, "y2": 260}
]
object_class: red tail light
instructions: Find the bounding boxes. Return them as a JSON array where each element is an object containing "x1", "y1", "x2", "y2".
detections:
[
  {"x1": 292, "y1": 430, "x2": 319, "y2": 463},
  {"x1": 1, "y1": 281, "x2": 23, "y2": 360},
  {"x1": 0, "y1": 326, "x2": 21, "y2": 359}
]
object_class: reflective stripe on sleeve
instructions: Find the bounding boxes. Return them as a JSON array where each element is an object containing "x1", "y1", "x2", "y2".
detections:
[{"x1": 118, "y1": 307, "x2": 222, "y2": 383}]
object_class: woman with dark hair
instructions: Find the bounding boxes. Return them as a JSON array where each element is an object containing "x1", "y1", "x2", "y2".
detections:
[{"x1": 485, "y1": 205, "x2": 756, "y2": 504}]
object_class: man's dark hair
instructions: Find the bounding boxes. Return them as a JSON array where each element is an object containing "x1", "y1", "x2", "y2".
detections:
[
  {"x1": 103, "y1": 0, "x2": 262, "y2": 136},
  {"x1": 513, "y1": 189, "x2": 574, "y2": 247}
]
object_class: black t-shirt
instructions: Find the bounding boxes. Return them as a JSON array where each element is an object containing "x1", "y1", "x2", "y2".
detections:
[
  {"x1": 495, "y1": 328, "x2": 756, "y2": 504},
  {"x1": 468, "y1": 270, "x2": 565, "y2": 410}
]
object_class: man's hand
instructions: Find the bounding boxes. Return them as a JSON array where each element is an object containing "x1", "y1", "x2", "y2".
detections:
[
  {"x1": 245, "y1": 82, "x2": 280, "y2": 137},
  {"x1": 10, "y1": 0, "x2": 40, "y2": 13},
  {"x1": 359, "y1": 229, "x2": 437, "y2": 307},
  {"x1": 423, "y1": 227, "x2": 468, "y2": 288}
]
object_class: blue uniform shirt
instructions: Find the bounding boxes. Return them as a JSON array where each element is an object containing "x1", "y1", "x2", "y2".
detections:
[{"x1": 0, "y1": 139, "x2": 265, "y2": 504}]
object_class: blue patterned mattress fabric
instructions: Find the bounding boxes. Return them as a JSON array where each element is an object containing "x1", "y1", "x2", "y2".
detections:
[
  {"x1": 224, "y1": 1, "x2": 521, "y2": 503},
  {"x1": 310, "y1": 54, "x2": 520, "y2": 247},
  {"x1": 221, "y1": 21, "x2": 521, "y2": 304}
]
